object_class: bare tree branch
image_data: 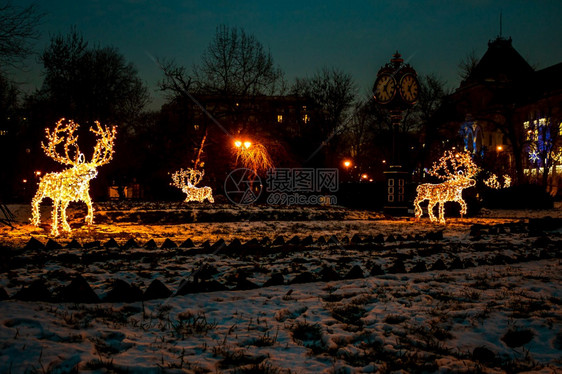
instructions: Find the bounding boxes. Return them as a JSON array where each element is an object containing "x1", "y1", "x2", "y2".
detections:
[{"x1": 0, "y1": 1, "x2": 42, "y2": 69}]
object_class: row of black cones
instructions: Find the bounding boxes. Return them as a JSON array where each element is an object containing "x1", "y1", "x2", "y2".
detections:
[{"x1": 22, "y1": 231, "x2": 446, "y2": 251}]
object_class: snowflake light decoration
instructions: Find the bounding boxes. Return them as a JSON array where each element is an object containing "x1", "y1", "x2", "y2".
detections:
[
  {"x1": 414, "y1": 150, "x2": 478, "y2": 224},
  {"x1": 31, "y1": 119, "x2": 117, "y2": 236},
  {"x1": 171, "y1": 168, "x2": 214, "y2": 203}
]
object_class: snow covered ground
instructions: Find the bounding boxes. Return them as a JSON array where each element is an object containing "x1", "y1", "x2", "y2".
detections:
[{"x1": 0, "y1": 202, "x2": 561, "y2": 373}]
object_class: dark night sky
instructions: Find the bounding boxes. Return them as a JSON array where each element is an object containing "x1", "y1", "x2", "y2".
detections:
[{"x1": 10, "y1": 0, "x2": 562, "y2": 110}]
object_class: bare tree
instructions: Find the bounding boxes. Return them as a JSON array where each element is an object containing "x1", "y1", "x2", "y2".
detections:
[
  {"x1": 37, "y1": 28, "x2": 150, "y2": 124},
  {"x1": 292, "y1": 67, "x2": 357, "y2": 136},
  {"x1": 457, "y1": 49, "x2": 479, "y2": 81},
  {"x1": 194, "y1": 25, "x2": 283, "y2": 97},
  {"x1": 0, "y1": 1, "x2": 42, "y2": 69}
]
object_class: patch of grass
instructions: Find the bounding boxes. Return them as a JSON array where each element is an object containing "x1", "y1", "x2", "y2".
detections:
[
  {"x1": 173, "y1": 311, "x2": 217, "y2": 338},
  {"x1": 508, "y1": 298, "x2": 551, "y2": 318},
  {"x1": 330, "y1": 303, "x2": 366, "y2": 327},
  {"x1": 290, "y1": 320, "x2": 325, "y2": 353},
  {"x1": 83, "y1": 357, "x2": 128, "y2": 373},
  {"x1": 246, "y1": 329, "x2": 279, "y2": 347},
  {"x1": 213, "y1": 345, "x2": 267, "y2": 370},
  {"x1": 233, "y1": 361, "x2": 284, "y2": 374}
]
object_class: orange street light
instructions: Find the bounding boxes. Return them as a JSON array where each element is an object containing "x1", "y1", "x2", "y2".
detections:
[
  {"x1": 496, "y1": 145, "x2": 503, "y2": 152},
  {"x1": 343, "y1": 160, "x2": 352, "y2": 168},
  {"x1": 243, "y1": 141, "x2": 252, "y2": 149},
  {"x1": 234, "y1": 140, "x2": 242, "y2": 148}
]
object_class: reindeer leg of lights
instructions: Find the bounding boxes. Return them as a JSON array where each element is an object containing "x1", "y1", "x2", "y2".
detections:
[
  {"x1": 438, "y1": 200, "x2": 446, "y2": 224},
  {"x1": 413, "y1": 194, "x2": 423, "y2": 219},
  {"x1": 60, "y1": 200, "x2": 71, "y2": 233}
]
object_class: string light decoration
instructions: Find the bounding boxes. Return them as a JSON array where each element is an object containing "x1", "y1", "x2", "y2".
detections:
[
  {"x1": 414, "y1": 150, "x2": 478, "y2": 224},
  {"x1": 525, "y1": 117, "x2": 562, "y2": 167},
  {"x1": 484, "y1": 173, "x2": 511, "y2": 189},
  {"x1": 171, "y1": 168, "x2": 214, "y2": 203},
  {"x1": 234, "y1": 139, "x2": 274, "y2": 174},
  {"x1": 31, "y1": 119, "x2": 117, "y2": 236}
]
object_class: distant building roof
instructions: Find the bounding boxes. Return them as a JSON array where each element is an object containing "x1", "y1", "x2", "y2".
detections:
[
  {"x1": 533, "y1": 62, "x2": 562, "y2": 96},
  {"x1": 464, "y1": 37, "x2": 534, "y2": 85}
]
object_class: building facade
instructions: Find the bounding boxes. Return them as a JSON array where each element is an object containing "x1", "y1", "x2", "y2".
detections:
[{"x1": 446, "y1": 36, "x2": 562, "y2": 194}]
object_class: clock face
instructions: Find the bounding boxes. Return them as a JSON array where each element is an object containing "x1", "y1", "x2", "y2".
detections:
[
  {"x1": 373, "y1": 74, "x2": 397, "y2": 104},
  {"x1": 399, "y1": 74, "x2": 419, "y2": 103}
]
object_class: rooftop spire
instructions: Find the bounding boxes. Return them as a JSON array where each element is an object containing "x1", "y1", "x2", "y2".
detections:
[{"x1": 499, "y1": 10, "x2": 503, "y2": 38}]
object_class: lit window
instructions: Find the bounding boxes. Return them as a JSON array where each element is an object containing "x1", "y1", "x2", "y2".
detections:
[
  {"x1": 303, "y1": 114, "x2": 310, "y2": 123},
  {"x1": 0, "y1": 130, "x2": 7, "y2": 136},
  {"x1": 194, "y1": 124, "x2": 199, "y2": 130},
  {"x1": 277, "y1": 114, "x2": 283, "y2": 123}
]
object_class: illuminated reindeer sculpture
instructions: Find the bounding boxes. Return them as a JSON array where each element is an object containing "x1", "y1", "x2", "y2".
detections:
[
  {"x1": 414, "y1": 151, "x2": 478, "y2": 224},
  {"x1": 171, "y1": 168, "x2": 214, "y2": 203},
  {"x1": 31, "y1": 119, "x2": 117, "y2": 236}
]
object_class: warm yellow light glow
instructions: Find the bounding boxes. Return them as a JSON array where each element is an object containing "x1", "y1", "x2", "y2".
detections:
[
  {"x1": 35, "y1": 171, "x2": 41, "y2": 176},
  {"x1": 414, "y1": 150, "x2": 478, "y2": 224},
  {"x1": 234, "y1": 140, "x2": 273, "y2": 174},
  {"x1": 504, "y1": 175, "x2": 511, "y2": 187},
  {"x1": 234, "y1": 140, "x2": 242, "y2": 148},
  {"x1": 496, "y1": 145, "x2": 503, "y2": 152},
  {"x1": 361, "y1": 174, "x2": 368, "y2": 179},
  {"x1": 31, "y1": 119, "x2": 117, "y2": 236},
  {"x1": 484, "y1": 173, "x2": 511, "y2": 189},
  {"x1": 343, "y1": 160, "x2": 352, "y2": 168},
  {"x1": 171, "y1": 168, "x2": 214, "y2": 203}
]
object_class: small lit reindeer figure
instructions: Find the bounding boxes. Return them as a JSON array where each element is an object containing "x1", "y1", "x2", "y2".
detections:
[
  {"x1": 31, "y1": 119, "x2": 117, "y2": 236},
  {"x1": 414, "y1": 150, "x2": 478, "y2": 224},
  {"x1": 171, "y1": 168, "x2": 214, "y2": 203}
]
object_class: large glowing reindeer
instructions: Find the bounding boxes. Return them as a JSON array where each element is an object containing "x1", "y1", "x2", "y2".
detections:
[
  {"x1": 414, "y1": 151, "x2": 478, "y2": 224},
  {"x1": 171, "y1": 168, "x2": 214, "y2": 203},
  {"x1": 31, "y1": 119, "x2": 117, "y2": 236}
]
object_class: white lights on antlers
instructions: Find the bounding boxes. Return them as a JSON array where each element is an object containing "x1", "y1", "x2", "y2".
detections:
[
  {"x1": 31, "y1": 119, "x2": 117, "y2": 236},
  {"x1": 171, "y1": 168, "x2": 214, "y2": 203},
  {"x1": 414, "y1": 150, "x2": 478, "y2": 224}
]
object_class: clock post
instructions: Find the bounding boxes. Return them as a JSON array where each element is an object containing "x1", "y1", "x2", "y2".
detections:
[{"x1": 373, "y1": 52, "x2": 419, "y2": 215}]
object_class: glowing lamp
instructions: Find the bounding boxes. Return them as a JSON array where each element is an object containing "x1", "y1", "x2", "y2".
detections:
[
  {"x1": 234, "y1": 140, "x2": 273, "y2": 174},
  {"x1": 343, "y1": 160, "x2": 352, "y2": 168}
]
